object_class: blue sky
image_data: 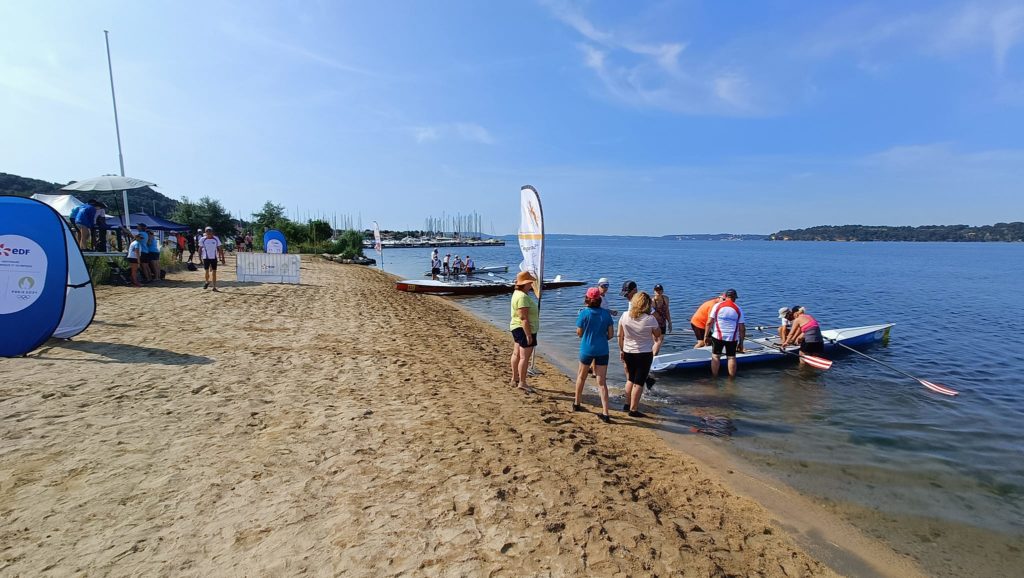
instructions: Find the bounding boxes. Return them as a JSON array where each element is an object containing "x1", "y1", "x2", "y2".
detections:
[{"x1": 2, "y1": 0, "x2": 1022, "y2": 234}]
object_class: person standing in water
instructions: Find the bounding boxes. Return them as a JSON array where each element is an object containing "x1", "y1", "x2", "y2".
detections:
[
  {"x1": 783, "y1": 306, "x2": 824, "y2": 359},
  {"x1": 617, "y1": 291, "x2": 662, "y2": 417},
  {"x1": 706, "y1": 289, "x2": 745, "y2": 377},
  {"x1": 652, "y1": 284, "x2": 673, "y2": 335}
]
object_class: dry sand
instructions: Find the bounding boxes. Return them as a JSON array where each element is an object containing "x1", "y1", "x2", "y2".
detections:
[{"x1": 3, "y1": 257, "x2": 859, "y2": 576}]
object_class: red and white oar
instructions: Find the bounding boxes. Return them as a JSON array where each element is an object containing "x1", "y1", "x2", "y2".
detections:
[
  {"x1": 799, "y1": 352, "x2": 833, "y2": 370},
  {"x1": 829, "y1": 340, "x2": 959, "y2": 397}
]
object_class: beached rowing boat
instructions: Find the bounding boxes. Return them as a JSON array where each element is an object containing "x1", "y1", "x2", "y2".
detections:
[
  {"x1": 421, "y1": 265, "x2": 509, "y2": 276},
  {"x1": 395, "y1": 276, "x2": 584, "y2": 295},
  {"x1": 651, "y1": 323, "x2": 894, "y2": 372}
]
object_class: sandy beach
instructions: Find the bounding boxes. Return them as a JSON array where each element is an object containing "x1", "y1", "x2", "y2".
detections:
[{"x1": 2, "y1": 257, "x2": 914, "y2": 576}]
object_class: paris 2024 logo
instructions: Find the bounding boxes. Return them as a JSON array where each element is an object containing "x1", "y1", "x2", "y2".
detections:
[{"x1": 0, "y1": 235, "x2": 48, "y2": 315}]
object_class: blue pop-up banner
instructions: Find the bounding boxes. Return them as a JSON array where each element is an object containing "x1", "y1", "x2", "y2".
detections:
[
  {"x1": 263, "y1": 229, "x2": 287, "y2": 254},
  {"x1": 0, "y1": 197, "x2": 72, "y2": 356}
]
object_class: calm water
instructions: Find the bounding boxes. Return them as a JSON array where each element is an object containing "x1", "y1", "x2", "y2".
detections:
[{"x1": 380, "y1": 239, "x2": 1024, "y2": 575}]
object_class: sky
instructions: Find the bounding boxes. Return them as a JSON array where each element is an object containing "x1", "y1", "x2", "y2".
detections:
[{"x1": 2, "y1": 0, "x2": 1023, "y2": 235}]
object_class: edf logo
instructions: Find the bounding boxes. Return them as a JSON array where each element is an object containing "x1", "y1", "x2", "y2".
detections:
[
  {"x1": 0, "y1": 244, "x2": 31, "y2": 256},
  {"x1": 12, "y1": 248, "x2": 30, "y2": 255}
]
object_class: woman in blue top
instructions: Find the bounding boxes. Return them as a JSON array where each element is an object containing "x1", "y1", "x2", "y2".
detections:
[{"x1": 574, "y1": 287, "x2": 615, "y2": 422}]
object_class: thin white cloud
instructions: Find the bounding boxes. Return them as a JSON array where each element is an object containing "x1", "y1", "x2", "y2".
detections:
[
  {"x1": 543, "y1": 0, "x2": 761, "y2": 116},
  {"x1": 221, "y1": 22, "x2": 389, "y2": 79},
  {"x1": 411, "y1": 123, "x2": 495, "y2": 145}
]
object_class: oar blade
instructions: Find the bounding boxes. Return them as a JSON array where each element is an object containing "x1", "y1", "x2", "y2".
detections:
[
  {"x1": 921, "y1": 379, "x2": 959, "y2": 396},
  {"x1": 800, "y1": 353, "x2": 833, "y2": 370}
]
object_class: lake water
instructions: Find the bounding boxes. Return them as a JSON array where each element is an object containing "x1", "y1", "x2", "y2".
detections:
[{"x1": 378, "y1": 238, "x2": 1024, "y2": 576}]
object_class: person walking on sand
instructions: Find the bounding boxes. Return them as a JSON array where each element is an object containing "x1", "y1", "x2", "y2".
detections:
[
  {"x1": 691, "y1": 293, "x2": 724, "y2": 347},
  {"x1": 707, "y1": 289, "x2": 746, "y2": 377},
  {"x1": 509, "y1": 271, "x2": 539, "y2": 394},
  {"x1": 618, "y1": 291, "x2": 662, "y2": 418},
  {"x1": 145, "y1": 225, "x2": 161, "y2": 281},
  {"x1": 199, "y1": 226, "x2": 225, "y2": 292},
  {"x1": 652, "y1": 284, "x2": 673, "y2": 335},
  {"x1": 574, "y1": 287, "x2": 614, "y2": 422},
  {"x1": 186, "y1": 230, "x2": 197, "y2": 264}
]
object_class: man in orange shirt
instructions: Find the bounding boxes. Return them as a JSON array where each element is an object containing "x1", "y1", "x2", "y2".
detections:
[{"x1": 690, "y1": 293, "x2": 723, "y2": 347}]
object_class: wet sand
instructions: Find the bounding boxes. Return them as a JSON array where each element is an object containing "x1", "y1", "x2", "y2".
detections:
[{"x1": 2, "y1": 257, "x2": 910, "y2": 575}]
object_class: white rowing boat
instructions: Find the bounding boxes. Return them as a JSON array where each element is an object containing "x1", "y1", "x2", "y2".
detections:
[{"x1": 651, "y1": 323, "x2": 894, "y2": 373}]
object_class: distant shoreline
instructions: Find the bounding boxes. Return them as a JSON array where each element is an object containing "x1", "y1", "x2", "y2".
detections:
[{"x1": 768, "y1": 223, "x2": 1024, "y2": 242}]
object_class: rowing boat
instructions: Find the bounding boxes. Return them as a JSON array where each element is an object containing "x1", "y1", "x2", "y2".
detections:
[
  {"x1": 395, "y1": 276, "x2": 584, "y2": 295},
  {"x1": 421, "y1": 265, "x2": 509, "y2": 277},
  {"x1": 651, "y1": 323, "x2": 894, "y2": 373}
]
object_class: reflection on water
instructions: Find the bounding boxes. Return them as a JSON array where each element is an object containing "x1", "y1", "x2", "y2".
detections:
[{"x1": 380, "y1": 238, "x2": 1024, "y2": 575}]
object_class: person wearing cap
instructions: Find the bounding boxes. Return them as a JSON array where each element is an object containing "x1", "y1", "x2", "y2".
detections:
[
  {"x1": 782, "y1": 306, "x2": 825, "y2": 358},
  {"x1": 691, "y1": 293, "x2": 724, "y2": 347},
  {"x1": 451, "y1": 254, "x2": 464, "y2": 275},
  {"x1": 574, "y1": 287, "x2": 615, "y2": 422},
  {"x1": 618, "y1": 291, "x2": 662, "y2": 417},
  {"x1": 199, "y1": 226, "x2": 225, "y2": 291},
  {"x1": 596, "y1": 278, "x2": 618, "y2": 316},
  {"x1": 706, "y1": 289, "x2": 746, "y2": 377},
  {"x1": 464, "y1": 255, "x2": 475, "y2": 274},
  {"x1": 619, "y1": 280, "x2": 638, "y2": 314},
  {"x1": 509, "y1": 271, "x2": 540, "y2": 393},
  {"x1": 133, "y1": 223, "x2": 153, "y2": 282},
  {"x1": 777, "y1": 307, "x2": 793, "y2": 341},
  {"x1": 429, "y1": 253, "x2": 442, "y2": 280},
  {"x1": 652, "y1": 284, "x2": 673, "y2": 335},
  {"x1": 443, "y1": 253, "x2": 451, "y2": 276}
]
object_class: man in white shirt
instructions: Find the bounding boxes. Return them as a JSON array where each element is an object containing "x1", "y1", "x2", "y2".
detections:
[
  {"x1": 707, "y1": 288, "x2": 746, "y2": 377},
  {"x1": 198, "y1": 226, "x2": 225, "y2": 292}
]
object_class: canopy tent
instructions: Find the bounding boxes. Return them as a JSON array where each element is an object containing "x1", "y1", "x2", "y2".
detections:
[
  {"x1": 104, "y1": 213, "x2": 187, "y2": 232},
  {"x1": 61, "y1": 175, "x2": 157, "y2": 229},
  {"x1": 29, "y1": 193, "x2": 86, "y2": 218}
]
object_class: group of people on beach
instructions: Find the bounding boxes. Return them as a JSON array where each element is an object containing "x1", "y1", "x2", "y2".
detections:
[
  {"x1": 125, "y1": 226, "x2": 225, "y2": 291},
  {"x1": 429, "y1": 248, "x2": 475, "y2": 280},
  {"x1": 508, "y1": 275, "x2": 823, "y2": 423}
]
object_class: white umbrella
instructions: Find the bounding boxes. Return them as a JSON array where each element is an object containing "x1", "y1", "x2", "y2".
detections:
[{"x1": 61, "y1": 175, "x2": 157, "y2": 229}]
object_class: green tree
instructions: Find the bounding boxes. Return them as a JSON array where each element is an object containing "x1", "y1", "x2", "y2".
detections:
[
  {"x1": 194, "y1": 196, "x2": 235, "y2": 237},
  {"x1": 170, "y1": 196, "x2": 203, "y2": 233},
  {"x1": 253, "y1": 201, "x2": 287, "y2": 229},
  {"x1": 308, "y1": 219, "x2": 333, "y2": 244}
]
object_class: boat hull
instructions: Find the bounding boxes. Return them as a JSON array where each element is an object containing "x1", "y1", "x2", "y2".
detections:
[
  {"x1": 421, "y1": 265, "x2": 509, "y2": 277},
  {"x1": 651, "y1": 324, "x2": 894, "y2": 373},
  {"x1": 396, "y1": 278, "x2": 584, "y2": 296}
]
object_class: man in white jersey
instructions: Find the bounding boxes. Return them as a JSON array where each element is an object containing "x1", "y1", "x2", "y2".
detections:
[
  {"x1": 198, "y1": 226, "x2": 225, "y2": 292},
  {"x1": 706, "y1": 288, "x2": 746, "y2": 377}
]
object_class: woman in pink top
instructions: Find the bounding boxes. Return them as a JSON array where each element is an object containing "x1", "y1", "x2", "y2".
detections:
[{"x1": 783, "y1": 306, "x2": 825, "y2": 358}]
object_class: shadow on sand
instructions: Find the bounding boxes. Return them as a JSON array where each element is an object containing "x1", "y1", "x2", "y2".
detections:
[{"x1": 36, "y1": 340, "x2": 214, "y2": 366}]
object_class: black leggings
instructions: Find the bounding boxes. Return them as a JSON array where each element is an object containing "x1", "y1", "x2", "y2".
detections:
[{"x1": 623, "y1": 351, "x2": 654, "y2": 385}]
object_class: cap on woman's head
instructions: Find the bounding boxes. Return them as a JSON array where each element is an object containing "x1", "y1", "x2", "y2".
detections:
[
  {"x1": 620, "y1": 280, "x2": 637, "y2": 297},
  {"x1": 654, "y1": 283, "x2": 663, "y2": 291},
  {"x1": 515, "y1": 271, "x2": 536, "y2": 286},
  {"x1": 204, "y1": 226, "x2": 213, "y2": 231},
  {"x1": 597, "y1": 277, "x2": 609, "y2": 286},
  {"x1": 585, "y1": 286, "x2": 602, "y2": 300}
]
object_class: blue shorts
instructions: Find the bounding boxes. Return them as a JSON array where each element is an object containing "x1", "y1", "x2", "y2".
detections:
[{"x1": 580, "y1": 353, "x2": 609, "y2": 366}]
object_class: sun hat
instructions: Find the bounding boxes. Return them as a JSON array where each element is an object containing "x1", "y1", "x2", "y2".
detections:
[
  {"x1": 724, "y1": 288, "x2": 738, "y2": 299},
  {"x1": 586, "y1": 287, "x2": 602, "y2": 300},
  {"x1": 778, "y1": 307, "x2": 790, "y2": 320},
  {"x1": 620, "y1": 280, "x2": 637, "y2": 297},
  {"x1": 597, "y1": 277, "x2": 609, "y2": 286},
  {"x1": 515, "y1": 271, "x2": 537, "y2": 286}
]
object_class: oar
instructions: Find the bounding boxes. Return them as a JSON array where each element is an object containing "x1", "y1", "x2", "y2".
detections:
[
  {"x1": 749, "y1": 326, "x2": 833, "y2": 369},
  {"x1": 826, "y1": 337, "x2": 959, "y2": 396}
]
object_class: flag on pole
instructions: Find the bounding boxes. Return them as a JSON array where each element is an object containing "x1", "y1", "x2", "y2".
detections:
[
  {"x1": 372, "y1": 221, "x2": 382, "y2": 254},
  {"x1": 518, "y1": 185, "x2": 544, "y2": 299}
]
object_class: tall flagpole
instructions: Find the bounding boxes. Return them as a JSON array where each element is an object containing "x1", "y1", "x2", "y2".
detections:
[{"x1": 104, "y1": 30, "x2": 131, "y2": 229}]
